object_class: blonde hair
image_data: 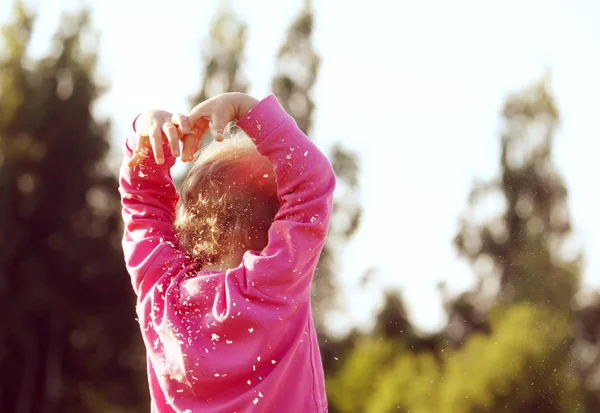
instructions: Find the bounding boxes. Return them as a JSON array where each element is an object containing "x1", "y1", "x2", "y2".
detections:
[{"x1": 175, "y1": 132, "x2": 280, "y2": 265}]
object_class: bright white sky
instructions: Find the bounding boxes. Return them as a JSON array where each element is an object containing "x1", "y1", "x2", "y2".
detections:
[{"x1": 3, "y1": 0, "x2": 600, "y2": 335}]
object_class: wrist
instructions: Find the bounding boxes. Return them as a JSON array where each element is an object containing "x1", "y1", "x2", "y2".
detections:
[{"x1": 239, "y1": 95, "x2": 260, "y2": 118}]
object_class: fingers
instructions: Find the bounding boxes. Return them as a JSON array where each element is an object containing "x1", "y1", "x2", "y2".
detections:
[
  {"x1": 181, "y1": 135, "x2": 192, "y2": 162},
  {"x1": 187, "y1": 96, "x2": 218, "y2": 124},
  {"x1": 210, "y1": 108, "x2": 232, "y2": 141},
  {"x1": 162, "y1": 122, "x2": 180, "y2": 157},
  {"x1": 171, "y1": 113, "x2": 191, "y2": 135},
  {"x1": 194, "y1": 121, "x2": 210, "y2": 152},
  {"x1": 128, "y1": 153, "x2": 143, "y2": 168},
  {"x1": 187, "y1": 96, "x2": 235, "y2": 141},
  {"x1": 181, "y1": 120, "x2": 210, "y2": 162},
  {"x1": 193, "y1": 132, "x2": 203, "y2": 153},
  {"x1": 148, "y1": 123, "x2": 164, "y2": 164},
  {"x1": 181, "y1": 135, "x2": 197, "y2": 162},
  {"x1": 128, "y1": 135, "x2": 150, "y2": 168},
  {"x1": 182, "y1": 130, "x2": 204, "y2": 162},
  {"x1": 130, "y1": 110, "x2": 191, "y2": 167}
]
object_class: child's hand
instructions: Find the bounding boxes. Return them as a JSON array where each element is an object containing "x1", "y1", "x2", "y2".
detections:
[
  {"x1": 187, "y1": 92, "x2": 259, "y2": 142},
  {"x1": 128, "y1": 110, "x2": 192, "y2": 167}
]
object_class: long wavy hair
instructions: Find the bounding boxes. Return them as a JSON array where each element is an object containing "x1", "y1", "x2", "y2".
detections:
[{"x1": 175, "y1": 133, "x2": 281, "y2": 265}]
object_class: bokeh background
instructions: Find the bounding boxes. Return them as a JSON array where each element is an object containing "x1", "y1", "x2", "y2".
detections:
[{"x1": 2, "y1": 0, "x2": 600, "y2": 411}]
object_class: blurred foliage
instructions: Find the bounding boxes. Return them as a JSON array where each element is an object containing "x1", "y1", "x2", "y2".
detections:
[
  {"x1": 0, "y1": 2, "x2": 147, "y2": 412},
  {"x1": 330, "y1": 303, "x2": 582, "y2": 413},
  {"x1": 327, "y1": 78, "x2": 598, "y2": 412},
  {"x1": 269, "y1": 1, "x2": 363, "y2": 355},
  {"x1": 271, "y1": 0, "x2": 319, "y2": 135}
]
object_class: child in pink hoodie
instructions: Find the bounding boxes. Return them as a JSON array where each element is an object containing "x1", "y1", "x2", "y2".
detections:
[{"x1": 119, "y1": 92, "x2": 335, "y2": 412}]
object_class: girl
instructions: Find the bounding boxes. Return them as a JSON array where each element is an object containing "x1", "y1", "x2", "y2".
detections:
[{"x1": 119, "y1": 92, "x2": 335, "y2": 412}]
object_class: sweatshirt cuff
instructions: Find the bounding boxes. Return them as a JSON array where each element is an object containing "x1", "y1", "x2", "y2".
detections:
[
  {"x1": 236, "y1": 94, "x2": 292, "y2": 145},
  {"x1": 124, "y1": 114, "x2": 173, "y2": 165}
]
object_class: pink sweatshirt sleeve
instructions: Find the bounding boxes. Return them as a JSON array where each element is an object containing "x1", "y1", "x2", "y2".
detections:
[
  {"x1": 118, "y1": 121, "x2": 191, "y2": 298},
  {"x1": 236, "y1": 94, "x2": 336, "y2": 301}
]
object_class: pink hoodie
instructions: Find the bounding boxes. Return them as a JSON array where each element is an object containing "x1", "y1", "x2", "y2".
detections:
[{"x1": 119, "y1": 95, "x2": 335, "y2": 413}]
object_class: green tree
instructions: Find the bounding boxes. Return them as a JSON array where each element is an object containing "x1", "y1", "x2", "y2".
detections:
[
  {"x1": 271, "y1": 0, "x2": 319, "y2": 135},
  {"x1": 448, "y1": 76, "x2": 579, "y2": 340},
  {"x1": 359, "y1": 304, "x2": 582, "y2": 413},
  {"x1": 328, "y1": 78, "x2": 588, "y2": 412},
  {"x1": 271, "y1": 0, "x2": 362, "y2": 350},
  {"x1": 0, "y1": 3, "x2": 146, "y2": 412},
  {"x1": 327, "y1": 292, "x2": 443, "y2": 413},
  {"x1": 573, "y1": 292, "x2": 600, "y2": 411}
]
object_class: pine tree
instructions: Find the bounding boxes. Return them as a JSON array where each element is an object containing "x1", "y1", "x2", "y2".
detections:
[
  {"x1": 448, "y1": 75, "x2": 580, "y2": 343},
  {"x1": 271, "y1": 0, "x2": 362, "y2": 347},
  {"x1": 0, "y1": 3, "x2": 147, "y2": 412}
]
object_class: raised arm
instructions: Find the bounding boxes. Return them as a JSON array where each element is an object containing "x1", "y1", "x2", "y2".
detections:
[
  {"x1": 187, "y1": 93, "x2": 336, "y2": 301},
  {"x1": 236, "y1": 95, "x2": 336, "y2": 300},
  {"x1": 118, "y1": 111, "x2": 198, "y2": 297}
]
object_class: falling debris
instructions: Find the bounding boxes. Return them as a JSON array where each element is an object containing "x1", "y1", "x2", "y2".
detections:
[
  {"x1": 211, "y1": 333, "x2": 220, "y2": 342},
  {"x1": 248, "y1": 328, "x2": 254, "y2": 333}
]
